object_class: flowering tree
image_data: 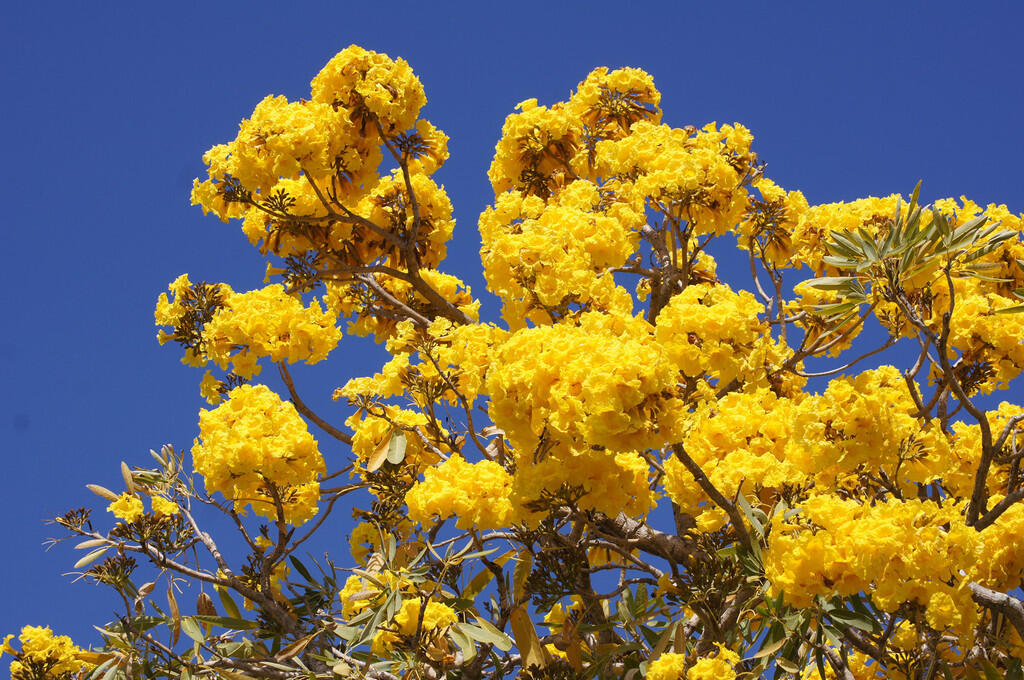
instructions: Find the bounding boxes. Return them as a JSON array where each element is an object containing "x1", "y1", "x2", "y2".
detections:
[{"x1": 7, "y1": 45, "x2": 1024, "y2": 680}]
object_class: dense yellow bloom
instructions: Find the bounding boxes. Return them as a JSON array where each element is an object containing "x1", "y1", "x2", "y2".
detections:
[
  {"x1": 654, "y1": 282, "x2": 766, "y2": 385},
  {"x1": 426, "y1": 320, "x2": 508, "y2": 404},
  {"x1": 946, "y1": 402, "x2": 1024, "y2": 498},
  {"x1": 512, "y1": 447, "x2": 654, "y2": 521},
  {"x1": 344, "y1": 405, "x2": 440, "y2": 472},
  {"x1": 488, "y1": 97, "x2": 582, "y2": 196},
  {"x1": 928, "y1": 276, "x2": 1024, "y2": 391},
  {"x1": 153, "y1": 273, "x2": 195, "y2": 330},
  {"x1": 203, "y1": 284, "x2": 341, "y2": 379},
  {"x1": 595, "y1": 121, "x2": 756, "y2": 237},
  {"x1": 106, "y1": 493, "x2": 144, "y2": 523},
  {"x1": 351, "y1": 170, "x2": 455, "y2": 270},
  {"x1": 327, "y1": 269, "x2": 477, "y2": 342},
  {"x1": 2, "y1": 626, "x2": 92, "y2": 680},
  {"x1": 737, "y1": 177, "x2": 809, "y2": 267},
  {"x1": 192, "y1": 384, "x2": 324, "y2": 525},
  {"x1": 789, "y1": 366, "x2": 950, "y2": 491},
  {"x1": 406, "y1": 455, "x2": 515, "y2": 529},
  {"x1": 568, "y1": 66, "x2": 661, "y2": 132},
  {"x1": 764, "y1": 495, "x2": 982, "y2": 638},
  {"x1": 159, "y1": 44, "x2": 1024, "y2": 676},
  {"x1": 479, "y1": 182, "x2": 643, "y2": 326},
  {"x1": 662, "y1": 389, "x2": 802, "y2": 525},
  {"x1": 487, "y1": 311, "x2": 687, "y2": 452},
  {"x1": 311, "y1": 45, "x2": 426, "y2": 137}
]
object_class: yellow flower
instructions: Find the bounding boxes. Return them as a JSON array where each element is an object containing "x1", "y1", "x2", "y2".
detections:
[
  {"x1": 107, "y1": 493, "x2": 144, "y2": 523},
  {"x1": 151, "y1": 496, "x2": 180, "y2": 518}
]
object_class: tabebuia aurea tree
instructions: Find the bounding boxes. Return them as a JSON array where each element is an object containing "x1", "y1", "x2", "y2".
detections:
[{"x1": 7, "y1": 44, "x2": 1024, "y2": 680}]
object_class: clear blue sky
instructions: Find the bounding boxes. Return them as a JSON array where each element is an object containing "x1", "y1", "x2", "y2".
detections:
[{"x1": 2, "y1": 1, "x2": 1023, "y2": 645}]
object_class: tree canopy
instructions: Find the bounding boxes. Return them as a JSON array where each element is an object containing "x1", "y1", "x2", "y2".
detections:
[{"x1": 6, "y1": 44, "x2": 1024, "y2": 680}]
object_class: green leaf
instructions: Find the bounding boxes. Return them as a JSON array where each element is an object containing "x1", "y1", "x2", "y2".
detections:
[
  {"x1": 193, "y1": 615, "x2": 260, "y2": 630},
  {"x1": 829, "y1": 231, "x2": 864, "y2": 257},
  {"x1": 386, "y1": 432, "x2": 407, "y2": 465},
  {"x1": 448, "y1": 624, "x2": 477, "y2": 663},
  {"x1": 180, "y1": 617, "x2": 205, "y2": 644},
  {"x1": 856, "y1": 228, "x2": 879, "y2": 262},
  {"x1": 827, "y1": 607, "x2": 878, "y2": 633},
  {"x1": 996, "y1": 304, "x2": 1024, "y2": 315},
  {"x1": 749, "y1": 634, "x2": 787, "y2": 660},
  {"x1": 805, "y1": 276, "x2": 858, "y2": 292},
  {"x1": 1005, "y1": 658, "x2": 1023, "y2": 680},
  {"x1": 775, "y1": 656, "x2": 800, "y2": 674},
  {"x1": 217, "y1": 588, "x2": 242, "y2": 621},
  {"x1": 88, "y1": 659, "x2": 117, "y2": 680},
  {"x1": 463, "y1": 620, "x2": 514, "y2": 651},
  {"x1": 963, "y1": 270, "x2": 1010, "y2": 283},
  {"x1": 821, "y1": 255, "x2": 859, "y2": 269},
  {"x1": 963, "y1": 230, "x2": 1018, "y2": 263},
  {"x1": 289, "y1": 556, "x2": 313, "y2": 583},
  {"x1": 74, "y1": 547, "x2": 110, "y2": 570},
  {"x1": 933, "y1": 209, "x2": 952, "y2": 238},
  {"x1": 512, "y1": 550, "x2": 533, "y2": 603},
  {"x1": 979, "y1": 659, "x2": 1003, "y2": 680}
]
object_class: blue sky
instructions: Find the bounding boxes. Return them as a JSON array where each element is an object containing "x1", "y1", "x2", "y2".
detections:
[{"x1": 2, "y1": 1, "x2": 1023, "y2": 646}]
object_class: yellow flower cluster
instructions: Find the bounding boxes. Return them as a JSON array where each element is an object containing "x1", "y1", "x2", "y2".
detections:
[
  {"x1": 596, "y1": 121, "x2": 756, "y2": 237},
  {"x1": 344, "y1": 405, "x2": 440, "y2": 472},
  {"x1": 789, "y1": 365, "x2": 950, "y2": 491},
  {"x1": 338, "y1": 569, "x2": 414, "y2": 619},
  {"x1": 928, "y1": 275, "x2": 1024, "y2": 391},
  {"x1": 406, "y1": 455, "x2": 515, "y2": 529},
  {"x1": 487, "y1": 311, "x2": 686, "y2": 453},
  {"x1": 764, "y1": 495, "x2": 981, "y2": 636},
  {"x1": 154, "y1": 274, "x2": 204, "y2": 331},
  {"x1": 202, "y1": 284, "x2": 341, "y2": 379},
  {"x1": 646, "y1": 652, "x2": 687, "y2": 680},
  {"x1": 932, "y1": 196, "x2": 1024, "y2": 295},
  {"x1": 371, "y1": 599, "x2": 458, "y2": 654},
  {"x1": 662, "y1": 389, "x2": 802, "y2": 530},
  {"x1": 654, "y1": 282, "x2": 767, "y2": 385},
  {"x1": 192, "y1": 384, "x2": 324, "y2": 525},
  {"x1": 737, "y1": 177, "x2": 810, "y2": 268},
  {"x1": 512, "y1": 447, "x2": 654, "y2": 521},
  {"x1": 488, "y1": 66, "x2": 660, "y2": 196},
  {"x1": 406, "y1": 446, "x2": 655, "y2": 531},
  {"x1": 685, "y1": 645, "x2": 741, "y2": 680},
  {"x1": 311, "y1": 45, "x2": 426, "y2": 137},
  {"x1": 479, "y1": 181, "x2": 643, "y2": 326},
  {"x1": 189, "y1": 45, "x2": 457, "y2": 340},
  {"x1": 647, "y1": 644, "x2": 740, "y2": 680},
  {"x1": 151, "y1": 496, "x2": 180, "y2": 517},
  {"x1": 946, "y1": 402, "x2": 1024, "y2": 497},
  {"x1": 2, "y1": 626, "x2": 92, "y2": 680},
  {"x1": 352, "y1": 170, "x2": 455, "y2": 270},
  {"x1": 424, "y1": 320, "x2": 508, "y2": 405},
  {"x1": 193, "y1": 45, "x2": 426, "y2": 220}
]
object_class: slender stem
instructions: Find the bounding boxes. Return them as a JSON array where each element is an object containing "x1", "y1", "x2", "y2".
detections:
[
  {"x1": 670, "y1": 443, "x2": 753, "y2": 553},
  {"x1": 278, "y1": 362, "x2": 353, "y2": 446}
]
